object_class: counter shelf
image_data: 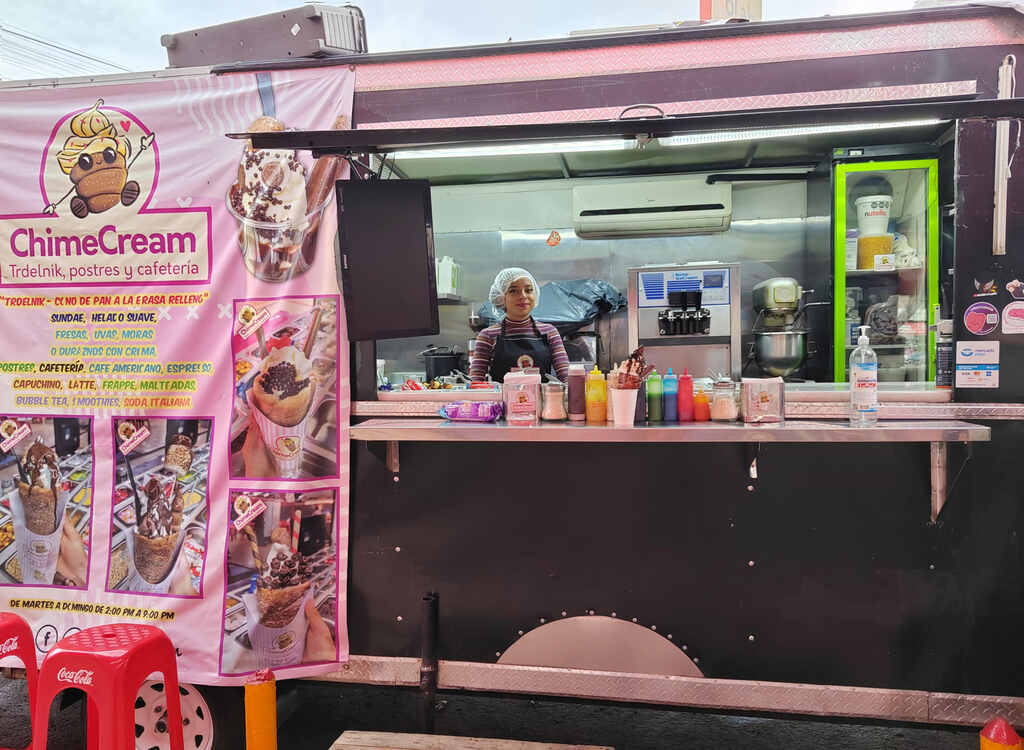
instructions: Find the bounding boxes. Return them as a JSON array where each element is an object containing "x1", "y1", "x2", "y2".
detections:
[{"x1": 351, "y1": 418, "x2": 990, "y2": 523}]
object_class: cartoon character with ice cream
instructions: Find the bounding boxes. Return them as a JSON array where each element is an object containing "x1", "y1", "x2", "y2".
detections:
[{"x1": 44, "y1": 99, "x2": 155, "y2": 218}]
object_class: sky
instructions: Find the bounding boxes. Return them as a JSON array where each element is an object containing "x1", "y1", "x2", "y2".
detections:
[{"x1": 1, "y1": 0, "x2": 917, "y2": 79}]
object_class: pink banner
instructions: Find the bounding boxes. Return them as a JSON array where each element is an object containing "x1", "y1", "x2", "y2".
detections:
[{"x1": 0, "y1": 66, "x2": 354, "y2": 685}]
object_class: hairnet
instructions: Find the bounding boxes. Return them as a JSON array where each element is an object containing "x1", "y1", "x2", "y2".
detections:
[{"x1": 488, "y1": 267, "x2": 539, "y2": 309}]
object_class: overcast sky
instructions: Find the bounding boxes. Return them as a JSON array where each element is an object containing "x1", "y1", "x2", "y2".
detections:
[{"x1": 2, "y1": 0, "x2": 914, "y2": 78}]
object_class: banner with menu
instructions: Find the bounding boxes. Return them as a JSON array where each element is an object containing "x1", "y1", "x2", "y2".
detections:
[{"x1": 0, "y1": 67, "x2": 353, "y2": 685}]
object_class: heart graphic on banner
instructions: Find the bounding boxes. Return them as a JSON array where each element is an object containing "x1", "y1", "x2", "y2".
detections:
[
  {"x1": 176, "y1": 196, "x2": 193, "y2": 208},
  {"x1": 120, "y1": 120, "x2": 132, "y2": 132}
]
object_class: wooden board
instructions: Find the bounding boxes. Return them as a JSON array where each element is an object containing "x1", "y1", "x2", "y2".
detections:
[{"x1": 333, "y1": 731, "x2": 613, "y2": 750}]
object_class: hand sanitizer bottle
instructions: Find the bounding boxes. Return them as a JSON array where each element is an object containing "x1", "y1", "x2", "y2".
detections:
[{"x1": 849, "y1": 325, "x2": 878, "y2": 427}]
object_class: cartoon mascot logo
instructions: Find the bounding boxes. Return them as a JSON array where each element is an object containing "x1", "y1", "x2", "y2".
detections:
[{"x1": 43, "y1": 99, "x2": 155, "y2": 218}]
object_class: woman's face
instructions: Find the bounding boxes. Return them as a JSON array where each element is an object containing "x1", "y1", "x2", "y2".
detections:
[{"x1": 503, "y1": 277, "x2": 537, "y2": 318}]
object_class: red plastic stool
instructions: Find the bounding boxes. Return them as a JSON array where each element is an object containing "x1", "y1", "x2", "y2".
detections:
[
  {"x1": 32, "y1": 623, "x2": 184, "y2": 750},
  {"x1": 0, "y1": 612, "x2": 38, "y2": 750}
]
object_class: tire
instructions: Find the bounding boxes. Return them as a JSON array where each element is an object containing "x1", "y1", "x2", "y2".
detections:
[{"x1": 134, "y1": 681, "x2": 244, "y2": 750}]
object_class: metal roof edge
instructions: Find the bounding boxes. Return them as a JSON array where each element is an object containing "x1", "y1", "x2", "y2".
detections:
[
  {"x1": 235, "y1": 97, "x2": 1023, "y2": 154},
  {"x1": 0, "y1": 4, "x2": 1016, "y2": 88},
  {"x1": 209, "y1": 4, "x2": 1020, "y2": 74},
  {"x1": 0, "y1": 65, "x2": 212, "y2": 91}
]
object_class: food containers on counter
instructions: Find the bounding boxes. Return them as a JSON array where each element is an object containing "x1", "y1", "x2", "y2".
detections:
[
  {"x1": 710, "y1": 380, "x2": 739, "y2": 422},
  {"x1": 503, "y1": 369, "x2": 542, "y2": 425},
  {"x1": 540, "y1": 382, "x2": 567, "y2": 421},
  {"x1": 741, "y1": 377, "x2": 785, "y2": 424}
]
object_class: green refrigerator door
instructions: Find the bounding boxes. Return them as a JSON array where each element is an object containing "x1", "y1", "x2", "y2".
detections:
[{"x1": 833, "y1": 159, "x2": 939, "y2": 382}]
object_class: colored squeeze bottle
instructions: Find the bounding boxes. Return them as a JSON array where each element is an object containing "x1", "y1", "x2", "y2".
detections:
[
  {"x1": 646, "y1": 370, "x2": 663, "y2": 423},
  {"x1": 693, "y1": 388, "x2": 710, "y2": 422},
  {"x1": 585, "y1": 366, "x2": 607, "y2": 425},
  {"x1": 662, "y1": 368, "x2": 678, "y2": 423},
  {"x1": 567, "y1": 364, "x2": 587, "y2": 421},
  {"x1": 677, "y1": 368, "x2": 694, "y2": 422}
]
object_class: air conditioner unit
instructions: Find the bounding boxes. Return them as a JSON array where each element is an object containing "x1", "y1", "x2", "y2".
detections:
[
  {"x1": 572, "y1": 179, "x2": 732, "y2": 238},
  {"x1": 162, "y1": 4, "x2": 367, "y2": 68}
]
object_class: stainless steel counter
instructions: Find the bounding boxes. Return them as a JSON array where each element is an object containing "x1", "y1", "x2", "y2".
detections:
[
  {"x1": 351, "y1": 418, "x2": 989, "y2": 443},
  {"x1": 354, "y1": 400, "x2": 1024, "y2": 420},
  {"x1": 352, "y1": 418, "x2": 989, "y2": 523}
]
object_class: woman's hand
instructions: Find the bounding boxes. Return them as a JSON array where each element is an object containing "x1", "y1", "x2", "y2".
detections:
[
  {"x1": 168, "y1": 547, "x2": 198, "y2": 596},
  {"x1": 56, "y1": 516, "x2": 88, "y2": 586},
  {"x1": 303, "y1": 598, "x2": 336, "y2": 663},
  {"x1": 241, "y1": 416, "x2": 275, "y2": 478}
]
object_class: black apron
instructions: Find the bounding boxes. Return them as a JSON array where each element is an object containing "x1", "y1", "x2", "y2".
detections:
[{"x1": 488, "y1": 318, "x2": 554, "y2": 382}]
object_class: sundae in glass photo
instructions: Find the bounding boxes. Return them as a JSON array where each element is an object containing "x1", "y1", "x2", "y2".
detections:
[
  {"x1": 108, "y1": 419, "x2": 210, "y2": 597},
  {"x1": 226, "y1": 116, "x2": 346, "y2": 283},
  {"x1": 131, "y1": 472, "x2": 184, "y2": 587}
]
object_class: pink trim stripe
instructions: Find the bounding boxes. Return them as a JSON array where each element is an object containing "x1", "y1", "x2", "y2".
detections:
[
  {"x1": 358, "y1": 80, "x2": 978, "y2": 129},
  {"x1": 353, "y1": 17, "x2": 1022, "y2": 92}
]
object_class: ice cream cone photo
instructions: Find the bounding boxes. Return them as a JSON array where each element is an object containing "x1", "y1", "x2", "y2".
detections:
[
  {"x1": 231, "y1": 297, "x2": 339, "y2": 480},
  {"x1": 0, "y1": 418, "x2": 93, "y2": 588},
  {"x1": 107, "y1": 418, "x2": 211, "y2": 597},
  {"x1": 221, "y1": 489, "x2": 339, "y2": 674},
  {"x1": 226, "y1": 111, "x2": 347, "y2": 283}
]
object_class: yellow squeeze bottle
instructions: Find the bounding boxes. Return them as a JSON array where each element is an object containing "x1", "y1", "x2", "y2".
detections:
[{"x1": 585, "y1": 366, "x2": 607, "y2": 425}]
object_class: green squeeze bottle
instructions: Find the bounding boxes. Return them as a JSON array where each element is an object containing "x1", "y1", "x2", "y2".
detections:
[{"x1": 646, "y1": 369, "x2": 663, "y2": 423}]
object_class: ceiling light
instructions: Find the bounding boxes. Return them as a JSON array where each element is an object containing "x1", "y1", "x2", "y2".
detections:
[
  {"x1": 388, "y1": 118, "x2": 946, "y2": 160},
  {"x1": 391, "y1": 138, "x2": 632, "y2": 159},
  {"x1": 657, "y1": 119, "x2": 945, "y2": 146}
]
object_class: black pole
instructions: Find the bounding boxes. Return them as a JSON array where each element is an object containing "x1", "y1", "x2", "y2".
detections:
[{"x1": 419, "y1": 591, "x2": 439, "y2": 733}]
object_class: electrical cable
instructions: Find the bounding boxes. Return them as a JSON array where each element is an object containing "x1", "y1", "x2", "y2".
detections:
[
  {"x1": 0, "y1": 24, "x2": 129, "y2": 72},
  {"x1": 2, "y1": 37, "x2": 116, "y2": 73}
]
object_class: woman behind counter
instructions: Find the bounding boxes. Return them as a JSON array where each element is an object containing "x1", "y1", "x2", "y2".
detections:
[{"x1": 470, "y1": 267, "x2": 570, "y2": 383}]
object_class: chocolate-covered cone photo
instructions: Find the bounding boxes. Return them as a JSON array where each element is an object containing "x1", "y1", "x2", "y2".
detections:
[
  {"x1": 133, "y1": 475, "x2": 184, "y2": 584},
  {"x1": 163, "y1": 434, "x2": 193, "y2": 476},
  {"x1": 257, "y1": 550, "x2": 313, "y2": 628},
  {"x1": 18, "y1": 441, "x2": 60, "y2": 534},
  {"x1": 252, "y1": 346, "x2": 315, "y2": 427}
]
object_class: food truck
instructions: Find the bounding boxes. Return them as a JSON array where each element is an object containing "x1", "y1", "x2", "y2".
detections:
[{"x1": 0, "y1": 3, "x2": 1023, "y2": 748}]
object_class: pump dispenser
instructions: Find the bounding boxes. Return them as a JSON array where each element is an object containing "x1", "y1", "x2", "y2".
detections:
[{"x1": 849, "y1": 325, "x2": 878, "y2": 426}]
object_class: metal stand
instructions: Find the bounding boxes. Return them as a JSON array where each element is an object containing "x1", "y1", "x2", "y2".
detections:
[{"x1": 930, "y1": 441, "x2": 947, "y2": 523}]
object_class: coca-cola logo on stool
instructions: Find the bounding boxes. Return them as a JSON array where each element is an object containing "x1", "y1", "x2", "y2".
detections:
[
  {"x1": 0, "y1": 636, "x2": 19, "y2": 656},
  {"x1": 57, "y1": 667, "x2": 95, "y2": 686}
]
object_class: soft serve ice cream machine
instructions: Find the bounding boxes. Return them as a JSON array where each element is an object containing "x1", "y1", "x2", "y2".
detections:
[{"x1": 627, "y1": 263, "x2": 741, "y2": 379}]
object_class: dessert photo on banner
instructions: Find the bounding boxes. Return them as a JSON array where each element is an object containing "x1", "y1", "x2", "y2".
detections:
[
  {"x1": 0, "y1": 417, "x2": 93, "y2": 588},
  {"x1": 226, "y1": 114, "x2": 348, "y2": 283},
  {"x1": 221, "y1": 489, "x2": 338, "y2": 674},
  {"x1": 230, "y1": 296, "x2": 339, "y2": 480},
  {"x1": 107, "y1": 418, "x2": 211, "y2": 597}
]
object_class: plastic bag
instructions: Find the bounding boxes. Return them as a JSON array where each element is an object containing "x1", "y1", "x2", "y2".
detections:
[
  {"x1": 439, "y1": 401, "x2": 503, "y2": 422},
  {"x1": 477, "y1": 279, "x2": 625, "y2": 336}
]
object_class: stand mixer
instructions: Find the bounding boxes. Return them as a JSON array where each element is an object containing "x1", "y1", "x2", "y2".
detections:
[{"x1": 749, "y1": 277, "x2": 824, "y2": 378}]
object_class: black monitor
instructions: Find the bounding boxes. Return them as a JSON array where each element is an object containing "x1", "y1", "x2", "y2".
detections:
[{"x1": 336, "y1": 179, "x2": 439, "y2": 341}]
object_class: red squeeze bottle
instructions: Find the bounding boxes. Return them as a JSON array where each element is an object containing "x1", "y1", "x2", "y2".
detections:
[{"x1": 677, "y1": 368, "x2": 695, "y2": 422}]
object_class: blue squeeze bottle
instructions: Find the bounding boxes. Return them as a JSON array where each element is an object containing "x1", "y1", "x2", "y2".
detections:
[{"x1": 663, "y1": 368, "x2": 678, "y2": 422}]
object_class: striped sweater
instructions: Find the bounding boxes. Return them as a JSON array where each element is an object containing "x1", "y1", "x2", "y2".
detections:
[{"x1": 470, "y1": 317, "x2": 570, "y2": 382}]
